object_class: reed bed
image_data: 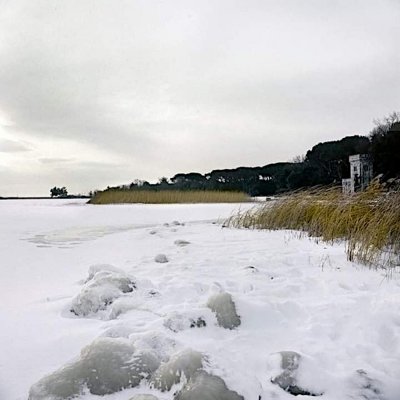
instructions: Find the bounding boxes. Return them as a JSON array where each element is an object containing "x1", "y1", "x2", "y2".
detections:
[
  {"x1": 89, "y1": 190, "x2": 250, "y2": 205},
  {"x1": 227, "y1": 183, "x2": 400, "y2": 269}
]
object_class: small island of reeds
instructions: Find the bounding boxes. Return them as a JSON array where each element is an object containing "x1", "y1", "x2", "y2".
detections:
[{"x1": 89, "y1": 189, "x2": 250, "y2": 205}]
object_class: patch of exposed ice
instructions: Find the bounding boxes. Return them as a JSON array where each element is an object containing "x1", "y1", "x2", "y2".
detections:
[
  {"x1": 151, "y1": 349, "x2": 203, "y2": 391},
  {"x1": 175, "y1": 371, "x2": 244, "y2": 400},
  {"x1": 206, "y1": 292, "x2": 241, "y2": 329},
  {"x1": 130, "y1": 395, "x2": 159, "y2": 400},
  {"x1": 28, "y1": 337, "x2": 160, "y2": 399}
]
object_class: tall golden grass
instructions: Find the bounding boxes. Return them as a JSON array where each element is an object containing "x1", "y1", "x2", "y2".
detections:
[
  {"x1": 227, "y1": 183, "x2": 400, "y2": 269},
  {"x1": 89, "y1": 190, "x2": 250, "y2": 205}
]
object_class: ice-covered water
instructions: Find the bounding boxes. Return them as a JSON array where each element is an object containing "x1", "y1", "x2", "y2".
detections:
[{"x1": 1, "y1": 199, "x2": 399, "y2": 400}]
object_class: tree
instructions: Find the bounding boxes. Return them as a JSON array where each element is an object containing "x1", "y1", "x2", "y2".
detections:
[
  {"x1": 170, "y1": 173, "x2": 206, "y2": 190},
  {"x1": 305, "y1": 135, "x2": 370, "y2": 184},
  {"x1": 291, "y1": 154, "x2": 305, "y2": 163},
  {"x1": 369, "y1": 112, "x2": 400, "y2": 178},
  {"x1": 50, "y1": 186, "x2": 68, "y2": 197}
]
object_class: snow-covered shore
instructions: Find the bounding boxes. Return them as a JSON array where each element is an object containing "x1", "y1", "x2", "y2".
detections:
[{"x1": 0, "y1": 199, "x2": 399, "y2": 400}]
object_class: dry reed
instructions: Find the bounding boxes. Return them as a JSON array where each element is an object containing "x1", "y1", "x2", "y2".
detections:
[
  {"x1": 89, "y1": 190, "x2": 250, "y2": 205},
  {"x1": 227, "y1": 183, "x2": 400, "y2": 269}
]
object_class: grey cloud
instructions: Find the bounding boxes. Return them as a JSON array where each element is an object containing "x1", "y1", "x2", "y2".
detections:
[
  {"x1": 0, "y1": 138, "x2": 31, "y2": 153},
  {"x1": 0, "y1": 0, "x2": 399, "y2": 195},
  {"x1": 76, "y1": 161, "x2": 127, "y2": 169},
  {"x1": 38, "y1": 158, "x2": 126, "y2": 171},
  {"x1": 39, "y1": 158, "x2": 74, "y2": 164}
]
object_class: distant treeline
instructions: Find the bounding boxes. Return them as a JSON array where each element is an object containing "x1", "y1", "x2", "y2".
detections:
[
  {"x1": 105, "y1": 113, "x2": 400, "y2": 196},
  {"x1": 0, "y1": 195, "x2": 91, "y2": 200}
]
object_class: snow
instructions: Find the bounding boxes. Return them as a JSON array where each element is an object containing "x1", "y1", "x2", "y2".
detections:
[{"x1": 0, "y1": 199, "x2": 400, "y2": 400}]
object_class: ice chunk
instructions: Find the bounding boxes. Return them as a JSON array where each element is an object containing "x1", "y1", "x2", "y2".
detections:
[
  {"x1": 164, "y1": 312, "x2": 207, "y2": 333},
  {"x1": 151, "y1": 349, "x2": 203, "y2": 391},
  {"x1": 29, "y1": 338, "x2": 160, "y2": 399},
  {"x1": 270, "y1": 351, "x2": 322, "y2": 396},
  {"x1": 155, "y1": 254, "x2": 169, "y2": 263},
  {"x1": 175, "y1": 371, "x2": 244, "y2": 400},
  {"x1": 28, "y1": 362, "x2": 85, "y2": 400},
  {"x1": 70, "y1": 267, "x2": 136, "y2": 317},
  {"x1": 86, "y1": 265, "x2": 135, "y2": 294},
  {"x1": 174, "y1": 239, "x2": 190, "y2": 247},
  {"x1": 107, "y1": 296, "x2": 143, "y2": 320},
  {"x1": 86, "y1": 264, "x2": 125, "y2": 281},
  {"x1": 81, "y1": 340, "x2": 159, "y2": 395},
  {"x1": 102, "y1": 323, "x2": 137, "y2": 338},
  {"x1": 131, "y1": 331, "x2": 177, "y2": 363},
  {"x1": 207, "y1": 292, "x2": 241, "y2": 329},
  {"x1": 271, "y1": 351, "x2": 302, "y2": 394},
  {"x1": 70, "y1": 284, "x2": 122, "y2": 316},
  {"x1": 163, "y1": 312, "x2": 188, "y2": 332},
  {"x1": 348, "y1": 369, "x2": 385, "y2": 400},
  {"x1": 130, "y1": 395, "x2": 159, "y2": 400}
]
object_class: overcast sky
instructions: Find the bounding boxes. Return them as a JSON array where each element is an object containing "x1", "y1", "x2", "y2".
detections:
[{"x1": 1, "y1": 0, "x2": 399, "y2": 196}]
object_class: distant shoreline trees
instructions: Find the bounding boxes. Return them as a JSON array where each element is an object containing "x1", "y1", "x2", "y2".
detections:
[
  {"x1": 101, "y1": 112, "x2": 399, "y2": 196},
  {"x1": 50, "y1": 186, "x2": 68, "y2": 198}
]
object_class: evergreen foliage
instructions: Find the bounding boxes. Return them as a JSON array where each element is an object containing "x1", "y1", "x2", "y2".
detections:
[
  {"x1": 50, "y1": 186, "x2": 68, "y2": 197},
  {"x1": 101, "y1": 112, "x2": 399, "y2": 196}
]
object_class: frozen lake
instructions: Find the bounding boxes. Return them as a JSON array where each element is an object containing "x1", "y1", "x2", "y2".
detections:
[{"x1": 0, "y1": 199, "x2": 399, "y2": 400}]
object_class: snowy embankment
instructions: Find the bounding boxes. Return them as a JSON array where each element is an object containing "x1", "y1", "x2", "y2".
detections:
[{"x1": 0, "y1": 199, "x2": 399, "y2": 400}]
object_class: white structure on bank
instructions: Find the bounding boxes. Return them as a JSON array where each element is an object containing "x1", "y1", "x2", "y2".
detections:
[{"x1": 342, "y1": 154, "x2": 373, "y2": 194}]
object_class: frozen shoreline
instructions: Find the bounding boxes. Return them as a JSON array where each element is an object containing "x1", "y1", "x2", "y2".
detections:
[{"x1": 0, "y1": 200, "x2": 399, "y2": 400}]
